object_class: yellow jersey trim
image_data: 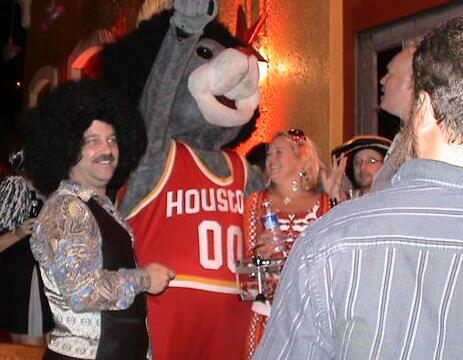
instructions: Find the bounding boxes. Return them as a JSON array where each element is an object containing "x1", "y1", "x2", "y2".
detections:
[
  {"x1": 182, "y1": 142, "x2": 235, "y2": 186},
  {"x1": 126, "y1": 140, "x2": 176, "y2": 220}
]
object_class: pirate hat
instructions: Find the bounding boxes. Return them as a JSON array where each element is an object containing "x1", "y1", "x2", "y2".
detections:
[{"x1": 332, "y1": 135, "x2": 391, "y2": 188}]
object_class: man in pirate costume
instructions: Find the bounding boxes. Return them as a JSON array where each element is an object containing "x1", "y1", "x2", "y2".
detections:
[
  {"x1": 331, "y1": 135, "x2": 391, "y2": 198},
  {"x1": 21, "y1": 79, "x2": 174, "y2": 360}
]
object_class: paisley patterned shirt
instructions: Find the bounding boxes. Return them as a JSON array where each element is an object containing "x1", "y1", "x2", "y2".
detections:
[{"x1": 31, "y1": 180, "x2": 150, "y2": 359}]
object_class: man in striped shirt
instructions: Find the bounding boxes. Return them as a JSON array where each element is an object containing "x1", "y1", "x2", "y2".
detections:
[{"x1": 254, "y1": 17, "x2": 463, "y2": 360}]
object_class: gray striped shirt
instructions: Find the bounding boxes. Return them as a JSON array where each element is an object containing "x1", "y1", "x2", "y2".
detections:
[{"x1": 254, "y1": 159, "x2": 463, "y2": 360}]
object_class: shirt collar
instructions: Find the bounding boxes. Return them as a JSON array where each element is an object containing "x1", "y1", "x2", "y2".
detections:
[
  {"x1": 58, "y1": 180, "x2": 112, "y2": 205},
  {"x1": 392, "y1": 158, "x2": 463, "y2": 188}
]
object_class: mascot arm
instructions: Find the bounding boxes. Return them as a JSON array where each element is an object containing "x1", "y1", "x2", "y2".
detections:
[
  {"x1": 172, "y1": 0, "x2": 218, "y2": 35},
  {"x1": 119, "y1": 1, "x2": 216, "y2": 217}
]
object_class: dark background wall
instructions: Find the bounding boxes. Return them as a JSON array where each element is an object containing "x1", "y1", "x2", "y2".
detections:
[
  {"x1": 0, "y1": 0, "x2": 454, "y2": 176},
  {"x1": 0, "y1": 1, "x2": 25, "y2": 173}
]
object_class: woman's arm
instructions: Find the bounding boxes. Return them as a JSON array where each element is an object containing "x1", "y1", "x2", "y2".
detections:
[
  {"x1": 0, "y1": 231, "x2": 18, "y2": 253},
  {"x1": 0, "y1": 218, "x2": 35, "y2": 252}
]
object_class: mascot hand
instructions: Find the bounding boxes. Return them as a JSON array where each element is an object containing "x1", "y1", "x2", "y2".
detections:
[{"x1": 172, "y1": 0, "x2": 218, "y2": 34}]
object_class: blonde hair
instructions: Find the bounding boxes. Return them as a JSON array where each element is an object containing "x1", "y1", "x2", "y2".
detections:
[{"x1": 272, "y1": 132, "x2": 325, "y2": 191}]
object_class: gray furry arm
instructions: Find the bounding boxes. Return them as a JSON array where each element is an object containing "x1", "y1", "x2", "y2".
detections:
[{"x1": 119, "y1": 25, "x2": 201, "y2": 217}]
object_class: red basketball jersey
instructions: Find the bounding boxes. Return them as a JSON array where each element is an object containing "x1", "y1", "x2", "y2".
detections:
[{"x1": 127, "y1": 141, "x2": 247, "y2": 294}]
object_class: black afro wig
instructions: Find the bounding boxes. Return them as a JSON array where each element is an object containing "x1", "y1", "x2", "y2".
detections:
[{"x1": 18, "y1": 79, "x2": 146, "y2": 195}]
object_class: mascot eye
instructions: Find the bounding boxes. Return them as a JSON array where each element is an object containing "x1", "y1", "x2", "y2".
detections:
[{"x1": 196, "y1": 46, "x2": 213, "y2": 60}]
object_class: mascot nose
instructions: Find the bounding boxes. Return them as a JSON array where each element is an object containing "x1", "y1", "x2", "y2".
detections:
[
  {"x1": 222, "y1": 53, "x2": 259, "y2": 101},
  {"x1": 188, "y1": 47, "x2": 260, "y2": 128},
  {"x1": 196, "y1": 48, "x2": 258, "y2": 98}
]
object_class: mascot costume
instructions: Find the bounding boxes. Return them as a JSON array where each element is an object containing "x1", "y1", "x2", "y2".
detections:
[{"x1": 103, "y1": 0, "x2": 263, "y2": 358}]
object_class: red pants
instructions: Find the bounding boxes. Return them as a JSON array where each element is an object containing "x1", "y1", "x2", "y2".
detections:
[{"x1": 148, "y1": 288, "x2": 251, "y2": 360}]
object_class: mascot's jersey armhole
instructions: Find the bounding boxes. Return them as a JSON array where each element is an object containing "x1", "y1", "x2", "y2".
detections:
[
  {"x1": 181, "y1": 141, "x2": 245, "y2": 186},
  {"x1": 126, "y1": 140, "x2": 177, "y2": 220}
]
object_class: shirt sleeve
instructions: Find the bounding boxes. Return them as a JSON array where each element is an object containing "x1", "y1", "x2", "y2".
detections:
[
  {"x1": 253, "y1": 234, "x2": 334, "y2": 359},
  {"x1": 31, "y1": 195, "x2": 150, "y2": 312},
  {"x1": 0, "y1": 176, "x2": 30, "y2": 231}
]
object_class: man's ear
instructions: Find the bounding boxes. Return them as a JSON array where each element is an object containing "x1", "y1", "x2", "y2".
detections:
[{"x1": 414, "y1": 91, "x2": 437, "y2": 134}]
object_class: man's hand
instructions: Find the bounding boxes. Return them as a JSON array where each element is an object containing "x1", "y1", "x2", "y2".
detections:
[
  {"x1": 143, "y1": 262, "x2": 176, "y2": 295},
  {"x1": 254, "y1": 232, "x2": 285, "y2": 259},
  {"x1": 172, "y1": 0, "x2": 218, "y2": 34}
]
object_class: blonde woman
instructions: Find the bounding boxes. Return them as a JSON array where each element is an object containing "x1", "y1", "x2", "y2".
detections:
[{"x1": 242, "y1": 129, "x2": 345, "y2": 359}]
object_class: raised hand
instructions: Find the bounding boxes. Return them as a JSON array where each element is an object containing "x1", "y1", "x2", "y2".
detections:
[
  {"x1": 172, "y1": 0, "x2": 218, "y2": 34},
  {"x1": 254, "y1": 232, "x2": 286, "y2": 259},
  {"x1": 321, "y1": 153, "x2": 347, "y2": 202}
]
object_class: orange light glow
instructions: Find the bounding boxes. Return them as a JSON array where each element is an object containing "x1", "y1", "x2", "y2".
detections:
[
  {"x1": 276, "y1": 62, "x2": 288, "y2": 74},
  {"x1": 258, "y1": 60, "x2": 268, "y2": 83},
  {"x1": 225, "y1": 0, "x2": 291, "y2": 156},
  {"x1": 256, "y1": 42, "x2": 269, "y2": 84},
  {"x1": 237, "y1": 40, "x2": 292, "y2": 155}
]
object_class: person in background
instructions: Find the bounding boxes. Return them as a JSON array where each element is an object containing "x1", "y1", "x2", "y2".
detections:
[
  {"x1": 246, "y1": 142, "x2": 269, "y2": 174},
  {"x1": 21, "y1": 79, "x2": 174, "y2": 360},
  {"x1": 254, "y1": 17, "x2": 463, "y2": 359},
  {"x1": 331, "y1": 135, "x2": 391, "y2": 198},
  {"x1": 0, "y1": 150, "x2": 54, "y2": 346},
  {"x1": 372, "y1": 45, "x2": 416, "y2": 191},
  {"x1": 242, "y1": 129, "x2": 344, "y2": 359}
]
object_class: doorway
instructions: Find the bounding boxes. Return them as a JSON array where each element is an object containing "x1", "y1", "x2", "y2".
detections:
[{"x1": 356, "y1": 2, "x2": 463, "y2": 138}]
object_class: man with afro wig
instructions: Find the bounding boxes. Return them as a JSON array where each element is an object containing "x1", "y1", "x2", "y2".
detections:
[{"x1": 20, "y1": 79, "x2": 174, "y2": 360}]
